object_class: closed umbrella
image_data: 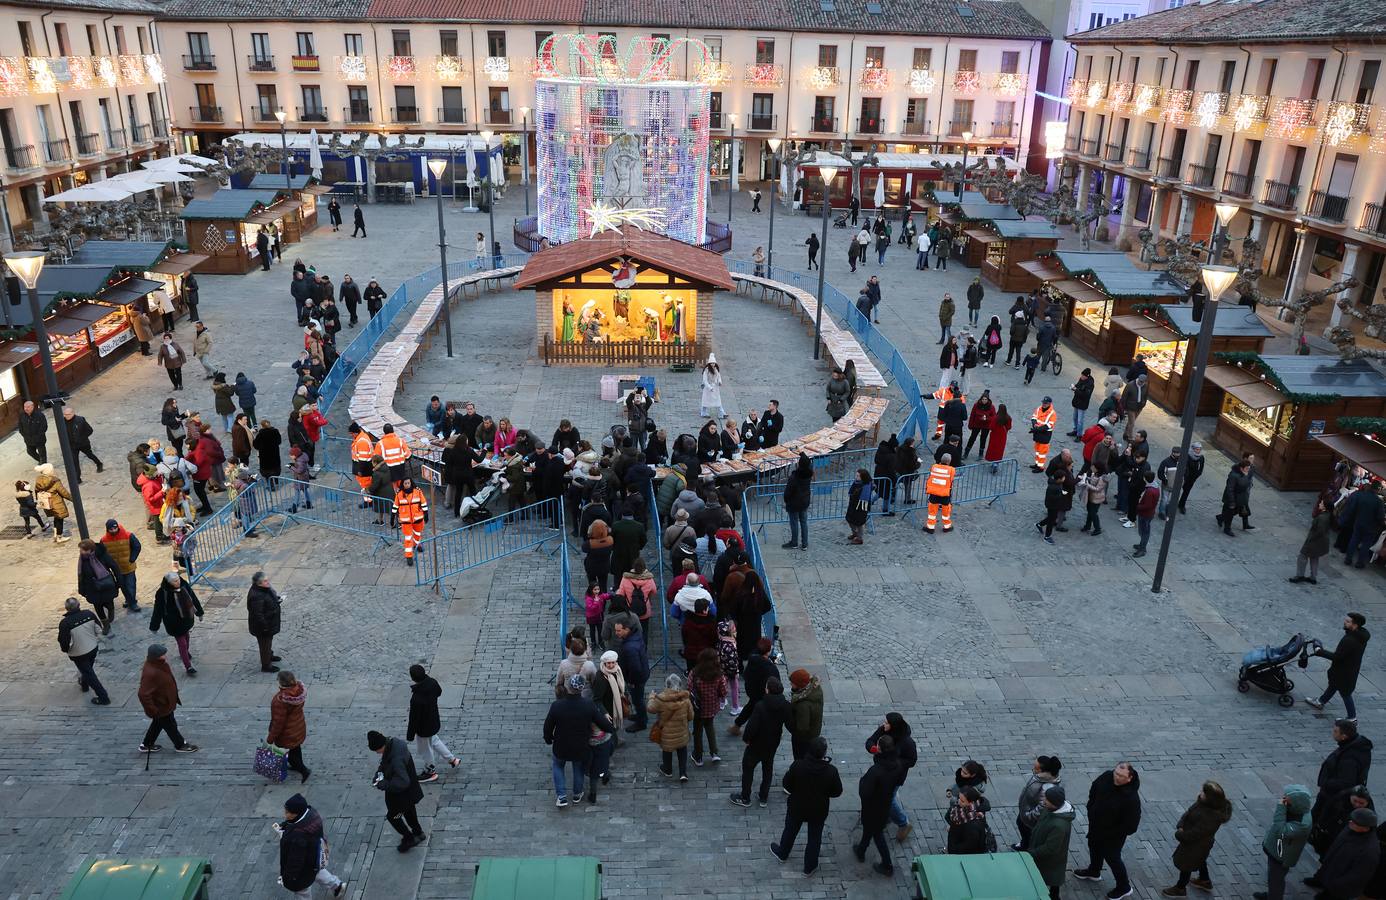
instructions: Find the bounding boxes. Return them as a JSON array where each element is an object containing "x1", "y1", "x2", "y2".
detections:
[
  {"x1": 463, "y1": 142, "x2": 478, "y2": 211},
  {"x1": 873, "y1": 173, "x2": 885, "y2": 210},
  {"x1": 904, "y1": 173, "x2": 913, "y2": 207},
  {"x1": 308, "y1": 128, "x2": 323, "y2": 179}
]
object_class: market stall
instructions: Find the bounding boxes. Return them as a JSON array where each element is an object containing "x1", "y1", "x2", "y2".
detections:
[
  {"x1": 938, "y1": 198, "x2": 1022, "y2": 268},
  {"x1": 1109, "y1": 302, "x2": 1274, "y2": 415},
  {"x1": 1207, "y1": 354, "x2": 1386, "y2": 491},
  {"x1": 1313, "y1": 430, "x2": 1386, "y2": 483},
  {"x1": 247, "y1": 174, "x2": 331, "y2": 236},
  {"x1": 179, "y1": 190, "x2": 293, "y2": 274},
  {"x1": 798, "y1": 152, "x2": 999, "y2": 212},
  {"x1": 0, "y1": 344, "x2": 38, "y2": 439},
  {"x1": 68, "y1": 240, "x2": 209, "y2": 323},
  {"x1": 966, "y1": 219, "x2": 1061, "y2": 291},
  {"x1": 1018, "y1": 250, "x2": 1186, "y2": 364}
]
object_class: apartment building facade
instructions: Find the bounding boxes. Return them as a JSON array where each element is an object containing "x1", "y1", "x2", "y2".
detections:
[
  {"x1": 153, "y1": 0, "x2": 1052, "y2": 183},
  {"x1": 1063, "y1": 0, "x2": 1386, "y2": 328},
  {"x1": 0, "y1": 0, "x2": 173, "y2": 251}
]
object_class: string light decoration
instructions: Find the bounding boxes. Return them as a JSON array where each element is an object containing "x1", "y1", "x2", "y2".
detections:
[
  {"x1": 1107, "y1": 81, "x2": 1133, "y2": 112},
  {"x1": 993, "y1": 72, "x2": 1028, "y2": 98},
  {"x1": 1084, "y1": 80, "x2": 1106, "y2": 108},
  {"x1": 144, "y1": 54, "x2": 165, "y2": 84},
  {"x1": 434, "y1": 55, "x2": 466, "y2": 81},
  {"x1": 1045, "y1": 120, "x2": 1066, "y2": 159},
  {"x1": 96, "y1": 55, "x2": 118, "y2": 87},
  {"x1": 908, "y1": 67, "x2": 936, "y2": 94},
  {"x1": 1066, "y1": 78, "x2": 1087, "y2": 105},
  {"x1": 532, "y1": 54, "x2": 559, "y2": 79},
  {"x1": 1194, "y1": 91, "x2": 1227, "y2": 129},
  {"x1": 1229, "y1": 94, "x2": 1268, "y2": 131},
  {"x1": 483, "y1": 56, "x2": 511, "y2": 82},
  {"x1": 65, "y1": 56, "x2": 93, "y2": 90},
  {"x1": 533, "y1": 34, "x2": 714, "y2": 246},
  {"x1": 1268, "y1": 97, "x2": 1317, "y2": 139},
  {"x1": 1133, "y1": 84, "x2": 1159, "y2": 115},
  {"x1": 954, "y1": 70, "x2": 981, "y2": 95},
  {"x1": 745, "y1": 63, "x2": 783, "y2": 86},
  {"x1": 385, "y1": 56, "x2": 416, "y2": 81},
  {"x1": 336, "y1": 55, "x2": 368, "y2": 82},
  {"x1": 27, "y1": 58, "x2": 56, "y2": 94},
  {"x1": 859, "y1": 66, "x2": 890, "y2": 92},
  {"x1": 696, "y1": 60, "x2": 731, "y2": 86},
  {"x1": 1322, "y1": 101, "x2": 1371, "y2": 146},
  {"x1": 118, "y1": 55, "x2": 146, "y2": 85},
  {"x1": 0, "y1": 57, "x2": 26, "y2": 96},
  {"x1": 1162, "y1": 89, "x2": 1193, "y2": 124},
  {"x1": 807, "y1": 66, "x2": 839, "y2": 89}
]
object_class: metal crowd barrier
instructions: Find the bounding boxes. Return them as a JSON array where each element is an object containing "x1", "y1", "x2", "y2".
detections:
[
  {"x1": 743, "y1": 476, "x2": 893, "y2": 532},
  {"x1": 738, "y1": 497, "x2": 779, "y2": 649},
  {"x1": 182, "y1": 478, "x2": 274, "y2": 586},
  {"x1": 753, "y1": 445, "x2": 878, "y2": 493},
  {"x1": 264, "y1": 476, "x2": 396, "y2": 543},
  {"x1": 893, "y1": 457, "x2": 1021, "y2": 520},
  {"x1": 413, "y1": 497, "x2": 564, "y2": 586}
]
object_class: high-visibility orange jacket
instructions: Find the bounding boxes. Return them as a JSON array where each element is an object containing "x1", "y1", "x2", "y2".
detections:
[
  {"x1": 1031, "y1": 405, "x2": 1057, "y2": 430},
  {"x1": 376, "y1": 432, "x2": 412, "y2": 466},
  {"x1": 393, "y1": 488, "x2": 428, "y2": 523},
  {"x1": 351, "y1": 432, "x2": 375, "y2": 463},
  {"x1": 932, "y1": 386, "x2": 964, "y2": 405},
  {"x1": 927, "y1": 463, "x2": 955, "y2": 496}
]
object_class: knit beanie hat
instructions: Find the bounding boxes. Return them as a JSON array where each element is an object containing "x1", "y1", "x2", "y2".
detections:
[
  {"x1": 789, "y1": 669, "x2": 811, "y2": 690},
  {"x1": 367, "y1": 730, "x2": 387, "y2": 751},
  {"x1": 284, "y1": 793, "x2": 309, "y2": 815},
  {"x1": 566, "y1": 674, "x2": 587, "y2": 695},
  {"x1": 1044, "y1": 784, "x2": 1067, "y2": 807},
  {"x1": 1352, "y1": 807, "x2": 1379, "y2": 828}
]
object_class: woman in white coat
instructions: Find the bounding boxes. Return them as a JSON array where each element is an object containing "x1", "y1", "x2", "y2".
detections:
[{"x1": 700, "y1": 354, "x2": 725, "y2": 419}]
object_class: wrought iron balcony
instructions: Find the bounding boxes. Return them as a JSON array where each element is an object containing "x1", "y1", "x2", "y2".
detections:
[
  {"x1": 296, "y1": 106, "x2": 329, "y2": 123},
  {"x1": 344, "y1": 105, "x2": 372, "y2": 124},
  {"x1": 484, "y1": 107, "x2": 512, "y2": 125},
  {"x1": 4, "y1": 144, "x2": 36, "y2": 171},
  {"x1": 856, "y1": 115, "x2": 882, "y2": 135},
  {"x1": 43, "y1": 138, "x2": 71, "y2": 163},
  {"x1": 809, "y1": 115, "x2": 838, "y2": 134},
  {"x1": 391, "y1": 106, "x2": 419, "y2": 124},
  {"x1": 248, "y1": 55, "x2": 275, "y2": 71},
  {"x1": 75, "y1": 132, "x2": 101, "y2": 156},
  {"x1": 182, "y1": 54, "x2": 215, "y2": 71},
  {"x1": 745, "y1": 113, "x2": 778, "y2": 131},
  {"x1": 1306, "y1": 189, "x2": 1349, "y2": 224},
  {"x1": 130, "y1": 123, "x2": 152, "y2": 144},
  {"x1": 1359, "y1": 202, "x2": 1386, "y2": 238},
  {"x1": 1104, "y1": 142, "x2": 1124, "y2": 162},
  {"x1": 1262, "y1": 179, "x2": 1299, "y2": 210},
  {"x1": 1187, "y1": 163, "x2": 1216, "y2": 188},
  {"x1": 902, "y1": 117, "x2": 930, "y2": 137},
  {"x1": 1222, "y1": 171, "x2": 1253, "y2": 198},
  {"x1": 1079, "y1": 138, "x2": 1100, "y2": 156},
  {"x1": 1156, "y1": 156, "x2": 1181, "y2": 179},
  {"x1": 437, "y1": 106, "x2": 468, "y2": 125},
  {"x1": 1126, "y1": 149, "x2": 1150, "y2": 170},
  {"x1": 189, "y1": 105, "x2": 223, "y2": 123}
]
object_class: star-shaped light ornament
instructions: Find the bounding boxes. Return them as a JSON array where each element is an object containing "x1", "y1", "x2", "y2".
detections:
[{"x1": 586, "y1": 200, "x2": 668, "y2": 237}]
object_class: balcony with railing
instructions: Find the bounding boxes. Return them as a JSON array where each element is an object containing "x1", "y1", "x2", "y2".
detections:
[
  {"x1": 43, "y1": 138, "x2": 71, "y2": 163},
  {"x1": 484, "y1": 107, "x2": 512, "y2": 125},
  {"x1": 1104, "y1": 142, "x2": 1125, "y2": 162},
  {"x1": 248, "y1": 54, "x2": 275, "y2": 71},
  {"x1": 1187, "y1": 163, "x2": 1216, "y2": 188},
  {"x1": 189, "y1": 105, "x2": 223, "y2": 123},
  {"x1": 296, "y1": 106, "x2": 329, "y2": 123},
  {"x1": 130, "y1": 123, "x2": 152, "y2": 144},
  {"x1": 291, "y1": 55, "x2": 321, "y2": 72},
  {"x1": 1063, "y1": 135, "x2": 1079, "y2": 152},
  {"x1": 1359, "y1": 202, "x2": 1386, "y2": 238},
  {"x1": 391, "y1": 106, "x2": 419, "y2": 124},
  {"x1": 104, "y1": 130, "x2": 127, "y2": 152},
  {"x1": 990, "y1": 121, "x2": 1018, "y2": 139},
  {"x1": 1126, "y1": 148, "x2": 1150, "y2": 170},
  {"x1": 344, "y1": 105, "x2": 372, "y2": 124},
  {"x1": 1223, "y1": 171, "x2": 1253, "y2": 198},
  {"x1": 709, "y1": 111, "x2": 724, "y2": 129},
  {"x1": 1262, "y1": 179, "x2": 1299, "y2": 210},
  {"x1": 1156, "y1": 156, "x2": 1181, "y2": 179},
  {"x1": 153, "y1": 119, "x2": 168, "y2": 138},
  {"x1": 946, "y1": 119, "x2": 975, "y2": 137},
  {"x1": 743, "y1": 63, "x2": 784, "y2": 87},
  {"x1": 856, "y1": 115, "x2": 883, "y2": 135},
  {"x1": 1079, "y1": 137, "x2": 1100, "y2": 156},
  {"x1": 902, "y1": 116, "x2": 930, "y2": 137},
  {"x1": 809, "y1": 115, "x2": 838, "y2": 134},
  {"x1": 745, "y1": 113, "x2": 778, "y2": 131},
  {"x1": 75, "y1": 133, "x2": 101, "y2": 156},
  {"x1": 250, "y1": 107, "x2": 279, "y2": 124},
  {"x1": 4, "y1": 144, "x2": 36, "y2": 171},
  {"x1": 436, "y1": 106, "x2": 468, "y2": 125},
  {"x1": 1307, "y1": 189, "x2": 1349, "y2": 224},
  {"x1": 182, "y1": 54, "x2": 216, "y2": 71}
]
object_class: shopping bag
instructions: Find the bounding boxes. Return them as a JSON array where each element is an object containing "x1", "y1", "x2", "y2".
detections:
[{"x1": 254, "y1": 743, "x2": 289, "y2": 782}]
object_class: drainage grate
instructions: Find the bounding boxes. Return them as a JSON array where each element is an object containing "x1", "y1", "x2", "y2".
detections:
[{"x1": 0, "y1": 525, "x2": 35, "y2": 541}]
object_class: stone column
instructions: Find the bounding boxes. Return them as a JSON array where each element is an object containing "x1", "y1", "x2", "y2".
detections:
[
  {"x1": 1117, "y1": 179, "x2": 1138, "y2": 242},
  {"x1": 1280, "y1": 227, "x2": 1315, "y2": 311},
  {"x1": 1328, "y1": 242, "x2": 1362, "y2": 329},
  {"x1": 1176, "y1": 191, "x2": 1195, "y2": 237},
  {"x1": 1074, "y1": 164, "x2": 1091, "y2": 229},
  {"x1": 1244, "y1": 214, "x2": 1268, "y2": 268},
  {"x1": 1147, "y1": 187, "x2": 1166, "y2": 239}
]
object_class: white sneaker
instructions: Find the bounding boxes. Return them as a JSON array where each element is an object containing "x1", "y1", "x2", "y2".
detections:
[
  {"x1": 1122, "y1": 519, "x2": 1135, "y2": 528},
  {"x1": 730, "y1": 706, "x2": 743, "y2": 716}
]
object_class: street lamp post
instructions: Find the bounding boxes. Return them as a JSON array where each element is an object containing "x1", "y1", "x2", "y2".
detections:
[
  {"x1": 726, "y1": 114, "x2": 738, "y2": 232},
  {"x1": 4, "y1": 251, "x2": 90, "y2": 540},
  {"x1": 1150, "y1": 201, "x2": 1241, "y2": 593},
  {"x1": 813, "y1": 159, "x2": 840, "y2": 360},
  {"x1": 955, "y1": 129, "x2": 973, "y2": 198},
  {"x1": 274, "y1": 109, "x2": 291, "y2": 192},
  {"x1": 480, "y1": 129, "x2": 497, "y2": 267},
  {"x1": 426, "y1": 158, "x2": 455, "y2": 357},
  {"x1": 519, "y1": 106, "x2": 531, "y2": 217}
]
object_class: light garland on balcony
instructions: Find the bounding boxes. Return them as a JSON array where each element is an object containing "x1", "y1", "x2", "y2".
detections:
[
  {"x1": 696, "y1": 60, "x2": 731, "y2": 86},
  {"x1": 1107, "y1": 81, "x2": 1133, "y2": 112},
  {"x1": 1267, "y1": 97, "x2": 1317, "y2": 139},
  {"x1": 144, "y1": 54, "x2": 165, "y2": 85},
  {"x1": 1133, "y1": 84, "x2": 1159, "y2": 115},
  {"x1": 483, "y1": 56, "x2": 511, "y2": 82},
  {"x1": 1084, "y1": 80, "x2": 1105, "y2": 108},
  {"x1": 807, "y1": 66, "x2": 839, "y2": 90},
  {"x1": 859, "y1": 66, "x2": 890, "y2": 93},
  {"x1": 118, "y1": 55, "x2": 145, "y2": 86},
  {"x1": 954, "y1": 70, "x2": 981, "y2": 95},
  {"x1": 1066, "y1": 78, "x2": 1086, "y2": 105},
  {"x1": 908, "y1": 67, "x2": 936, "y2": 94},
  {"x1": 993, "y1": 72, "x2": 1027, "y2": 98},
  {"x1": 1322, "y1": 101, "x2": 1371, "y2": 146},
  {"x1": 95, "y1": 56, "x2": 117, "y2": 87},
  {"x1": 1229, "y1": 94, "x2": 1268, "y2": 132},
  {"x1": 27, "y1": 58, "x2": 56, "y2": 94},
  {"x1": 385, "y1": 56, "x2": 416, "y2": 81},
  {"x1": 336, "y1": 55, "x2": 368, "y2": 81},
  {"x1": 532, "y1": 55, "x2": 559, "y2": 79},
  {"x1": 1194, "y1": 91, "x2": 1226, "y2": 129},
  {"x1": 0, "y1": 57, "x2": 25, "y2": 96},
  {"x1": 1161, "y1": 88, "x2": 1192, "y2": 124},
  {"x1": 745, "y1": 63, "x2": 784, "y2": 87},
  {"x1": 434, "y1": 55, "x2": 466, "y2": 81},
  {"x1": 65, "y1": 56, "x2": 93, "y2": 90}
]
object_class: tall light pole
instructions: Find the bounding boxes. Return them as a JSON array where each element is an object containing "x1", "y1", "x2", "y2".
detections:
[
  {"x1": 955, "y1": 129, "x2": 973, "y2": 198},
  {"x1": 519, "y1": 106, "x2": 531, "y2": 217},
  {"x1": 480, "y1": 129, "x2": 496, "y2": 267},
  {"x1": 274, "y1": 109, "x2": 291, "y2": 192},
  {"x1": 1150, "y1": 200, "x2": 1241, "y2": 593},
  {"x1": 426, "y1": 158, "x2": 455, "y2": 357},
  {"x1": 4, "y1": 251, "x2": 90, "y2": 540},
  {"x1": 726, "y1": 114, "x2": 738, "y2": 231},
  {"x1": 813, "y1": 158, "x2": 839, "y2": 360}
]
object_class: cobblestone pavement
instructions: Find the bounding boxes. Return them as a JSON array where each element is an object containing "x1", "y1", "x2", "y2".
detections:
[{"x1": 0, "y1": 185, "x2": 1381, "y2": 899}]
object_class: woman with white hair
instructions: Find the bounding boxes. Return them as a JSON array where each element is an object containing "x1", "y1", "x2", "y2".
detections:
[
  {"x1": 646, "y1": 672, "x2": 695, "y2": 782},
  {"x1": 700, "y1": 355, "x2": 724, "y2": 419},
  {"x1": 149, "y1": 570, "x2": 204, "y2": 675}
]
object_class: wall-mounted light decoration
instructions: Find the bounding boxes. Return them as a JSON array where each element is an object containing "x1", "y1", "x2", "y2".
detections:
[
  {"x1": 483, "y1": 56, "x2": 511, "y2": 82},
  {"x1": 993, "y1": 72, "x2": 1028, "y2": 98},
  {"x1": 909, "y1": 68, "x2": 936, "y2": 94},
  {"x1": 1322, "y1": 101, "x2": 1371, "y2": 146},
  {"x1": 27, "y1": 58, "x2": 56, "y2": 94},
  {"x1": 144, "y1": 54, "x2": 165, "y2": 84},
  {"x1": 745, "y1": 63, "x2": 784, "y2": 87},
  {"x1": 807, "y1": 66, "x2": 839, "y2": 90},
  {"x1": 434, "y1": 55, "x2": 466, "y2": 81},
  {"x1": 1229, "y1": 94, "x2": 1268, "y2": 132},
  {"x1": 385, "y1": 56, "x2": 416, "y2": 81},
  {"x1": 1133, "y1": 84, "x2": 1159, "y2": 115},
  {"x1": 1045, "y1": 120, "x2": 1066, "y2": 159},
  {"x1": 953, "y1": 70, "x2": 981, "y2": 95},
  {"x1": 1194, "y1": 91, "x2": 1227, "y2": 129},
  {"x1": 336, "y1": 56, "x2": 368, "y2": 81}
]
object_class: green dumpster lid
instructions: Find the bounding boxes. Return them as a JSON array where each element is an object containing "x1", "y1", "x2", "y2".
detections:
[
  {"x1": 472, "y1": 857, "x2": 602, "y2": 900},
  {"x1": 912, "y1": 853, "x2": 1048, "y2": 899},
  {"x1": 59, "y1": 857, "x2": 212, "y2": 900}
]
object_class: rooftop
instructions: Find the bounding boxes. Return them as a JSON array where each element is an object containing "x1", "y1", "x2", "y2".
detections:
[
  {"x1": 514, "y1": 226, "x2": 735, "y2": 291},
  {"x1": 1046, "y1": 250, "x2": 1186, "y2": 298},
  {"x1": 1068, "y1": 0, "x2": 1386, "y2": 44},
  {"x1": 8, "y1": 0, "x2": 163, "y2": 14}
]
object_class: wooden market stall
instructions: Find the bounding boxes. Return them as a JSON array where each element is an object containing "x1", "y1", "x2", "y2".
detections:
[
  {"x1": 179, "y1": 189, "x2": 295, "y2": 274},
  {"x1": 0, "y1": 344, "x2": 38, "y2": 438},
  {"x1": 1108, "y1": 301, "x2": 1274, "y2": 415},
  {"x1": 1206, "y1": 354, "x2": 1386, "y2": 491},
  {"x1": 68, "y1": 240, "x2": 209, "y2": 324},
  {"x1": 966, "y1": 219, "x2": 1062, "y2": 291},
  {"x1": 248, "y1": 173, "x2": 331, "y2": 237},
  {"x1": 1018, "y1": 250, "x2": 1186, "y2": 364},
  {"x1": 1313, "y1": 430, "x2": 1386, "y2": 484},
  {"x1": 939, "y1": 197, "x2": 1022, "y2": 268},
  {"x1": 515, "y1": 226, "x2": 733, "y2": 366}
]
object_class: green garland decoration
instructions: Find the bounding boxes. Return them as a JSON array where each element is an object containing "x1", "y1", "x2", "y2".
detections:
[
  {"x1": 1337, "y1": 416, "x2": 1386, "y2": 435},
  {"x1": 1213, "y1": 351, "x2": 1342, "y2": 405}
]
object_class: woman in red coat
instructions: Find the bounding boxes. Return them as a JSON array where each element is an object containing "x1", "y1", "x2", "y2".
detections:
[
  {"x1": 984, "y1": 403, "x2": 1012, "y2": 469},
  {"x1": 299, "y1": 404, "x2": 328, "y2": 467},
  {"x1": 267, "y1": 670, "x2": 311, "y2": 782},
  {"x1": 188, "y1": 426, "x2": 223, "y2": 513},
  {"x1": 963, "y1": 390, "x2": 997, "y2": 460}
]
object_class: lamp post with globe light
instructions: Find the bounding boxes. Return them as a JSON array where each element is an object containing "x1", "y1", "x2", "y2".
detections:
[
  {"x1": 4, "y1": 251, "x2": 90, "y2": 539},
  {"x1": 427, "y1": 158, "x2": 455, "y2": 357},
  {"x1": 813, "y1": 158, "x2": 840, "y2": 360},
  {"x1": 274, "y1": 109, "x2": 291, "y2": 192},
  {"x1": 1150, "y1": 200, "x2": 1241, "y2": 592},
  {"x1": 955, "y1": 129, "x2": 973, "y2": 198},
  {"x1": 726, "y1": 114, "x2": 738, "y2": 232},
  {"x1": 519, "y1": 106, "x2": 531, "y2": 216}
]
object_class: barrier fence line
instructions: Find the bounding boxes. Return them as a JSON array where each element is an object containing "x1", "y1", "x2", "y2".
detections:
[
  {"x1": 182, "y1": 477, "x2": 273, "y2": 586},
  {"x1": 753, "y1": 446, "x2": 879, "y2": 493},
  {"x1": 645, "y1": 486, "x2": 673, "y2": 671},
  {"x1": 744, "y1": 476, "x2": 893, "y2": 531},
  {"x1": 738, "y1": 494, "x2": 779, "y2": 650},
  {"x1": 265, "y1": 476, "x2": 397, "y2": 542},
  {"x1": 412, "y1": 497, "x2": 564, "y2": 585}
]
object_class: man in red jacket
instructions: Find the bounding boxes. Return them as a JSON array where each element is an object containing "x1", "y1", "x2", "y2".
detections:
[{"x1": 1132, "y1": 471, "x2": 1160, "y2": 558}]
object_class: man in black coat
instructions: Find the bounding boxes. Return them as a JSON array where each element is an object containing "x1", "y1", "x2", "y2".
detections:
[
  {"x1": 367, "y1": 729, "x2": 426, "y2": 851},
  {"x1": 730, "y1": 676, "x2": 791, "y2": 808},
  {"x1": 290, "y1": 271, "x2": 312, "y2": 324},
  {"x1": 1073, "y1": 761, "x2": 1141, "y2": 898},
  {"x1": 855, "y1": 734, "x2": 902, "y2": 875},
  {"x1": 731, "y1": 638, "x2": 778, "y2": 731},
  {"x1": 17, "y1": 400, "x2": 47, "y2": 463},
  {"x1": 351, "y1": 203, "x2": 366, "y2": 237},
  {"x1": 866, "y1": 712, "x2": 919, "y2": 841},
  {"x1": 1177, "y1": 441, "x2": 1206, "y2": 514},
  {"x1": 772, "y1": 736, "x2": 843, "y2": 875},
  {"x1": 1307, "y1": 613, "x2": 1370, "y2": 720},
  {"x1": 1340, "y1": 480, "x2": 1386, "y2": 568},
  {"x1": 277, "y1": 793, "x2": 345, "y2": 895},
  {"x1": 939, "y1": 395, "x2": 968, "y2": 442},
  {"x1": 256, "y1": 229, "x2": 271, "y2": 270},
  {"x1": 1309, "y1": 807, "x2": 1380, "y2": 900},
  {"x1": 63, "y1": 406, "x2": 102, "y2": 479},
  {"x1": 363, "y1": 279, "x2": 386, "y2": 318},
  {"x1": 761, "y1": 400, "x2": 785, "y2": 447},
  {"x1": 246, "y1": 571, "x2": 283, "y2": 673},
  {"x1": 543, "y1": 674, "x2": 615, "y2": 806},
  {"x1": 1312, "y1": 718, "x2": 1374, "y2": 824},
  {"x1": 339, "y1": 275, "x2": 362, "y2": 326}
]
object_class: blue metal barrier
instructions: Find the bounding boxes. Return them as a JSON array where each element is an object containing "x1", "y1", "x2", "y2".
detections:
[
  {"x1": 413, "y1": 497, "x2": 564, "y2": 585},
  {"x1": 265, "y1": 476, "x2": 396, "y2": 543},
  {"x1": 754, "y1": 446, "x2": 878, "y2": 492},
  {"x1": 743, "y1": 476, "x2": 893, "y2": 531},
  {"x1": 645, "y1": 487, "x2": 673, "y2": 670},
  {"x1": 182, "y1": 478, "x2": 274, "y2": 586},
  {"x1": 738, "y1": 497, "x2": 779, "y2": 650}
]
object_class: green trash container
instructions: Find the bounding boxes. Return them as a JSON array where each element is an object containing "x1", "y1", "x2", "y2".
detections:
[
  {"x1": 471, "y1": 856, "x2": 602, "y2": 900},
  {"x1": 59, "y1": 857, "x2": 213, "y2": 900},
  {"x1": 912, "y1": 852, "x2": 1048, "y2": 900}
]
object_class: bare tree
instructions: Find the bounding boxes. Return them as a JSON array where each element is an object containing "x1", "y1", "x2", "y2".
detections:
[
  {"x1": 1335, "y1": 297, "x2": 1386, "y2": 340},
  {"x1": 1325, "y1": 325, "x2": 1386, "y2": 362}
]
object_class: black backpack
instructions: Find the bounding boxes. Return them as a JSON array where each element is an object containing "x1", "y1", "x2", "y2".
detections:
[{"x1": 628, "y1": 583, "x2": 649, "y2": 618}]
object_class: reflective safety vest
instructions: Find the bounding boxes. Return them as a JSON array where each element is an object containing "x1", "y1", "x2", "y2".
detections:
[
  {"x1": 927, "y1": 463, "x2": 955, "y2": 496},
  {"x1": 376, "y1": 432, "x2": 412, "y2": 466},
  {"x1": 1031, "y1": 405, "x2": 1057, "y2": 430},
  {"x1": 350, "y1": 431, "x2": 375, "y2": 463},
  {"x1": 393, "y1": 488, "x2": 428, "y2": 523},
  {"x1": 932, "y1": 386, "x2": 964, "y2": 405}
]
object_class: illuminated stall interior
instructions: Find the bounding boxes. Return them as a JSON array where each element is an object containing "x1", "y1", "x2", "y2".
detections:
[
  {"x1": 938, "y1": 197, "x2": 1022, "y2": 267},
  {"x1": 179, "y1": 189, "x2": 300, "y2": 275},
  {"x1": 964, "y1": 219, "x2": 1061, "y2": 291},
  {"x1": 549, "y1": 266, "x2": 699, "y2": 345},
  {"x1": 247, "y1": 173, "x2": 331, "y2": 238}
]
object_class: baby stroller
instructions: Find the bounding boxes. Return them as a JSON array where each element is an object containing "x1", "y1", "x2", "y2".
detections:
[
  {"x1": 1237, "y1": 633, "x2": 1320, "y2": 707},
  {"x1": 458, "y1": 470, "x2": 505, "y2": 524},
  {"x1": 833, "y1": 212, "x2": 850, "y2": 228}
]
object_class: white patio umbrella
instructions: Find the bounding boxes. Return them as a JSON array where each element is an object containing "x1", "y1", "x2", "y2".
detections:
[
  {"x1": 138, "y1": 169, "x2": 195, "y2": 184},
  {"x1": 463, "y1": 145, "x2": 478, "y2": 211},
  {"x1": 308, "y1": 128, "x2": 323, "y2": 179},
  {"x1": 43, "y1": 183, "x2": 136, "y2": 203},
  {"x1": 168, "y1": 153, "x2": 218, "y2": 167},
  {"x1": 873, "y1": 173, "x2": 885, "y2": 210},
  {"x1": 143, "y1": 159, "x2": 202, "y2": 174},
  {"x1": 904, "y1": 173, "x2": 914, "y2": 205}
]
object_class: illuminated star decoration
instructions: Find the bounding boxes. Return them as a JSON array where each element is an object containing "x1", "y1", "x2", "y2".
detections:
[
  {"x1": 586, "y1": 200, "x2": 668, "y2": 237},
  {"x1": 908, "y1": 68, "x2": 936, "y2": 94},
  {"x1": 337, "y1": 55, "x2": 368, "y2": 81},
  {"x1": 483, "y1": 56, "x2": 511, "y2": 82}
]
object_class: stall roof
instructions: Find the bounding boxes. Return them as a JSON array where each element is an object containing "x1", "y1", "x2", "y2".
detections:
[
  {"x1": 230, "y1": 132, "x2": 503, "y2": 153},
  {"x1": 1258, "y1": 355, "x2": 1386, "y2": 399},
  {"x1": 248, "y1": 173, "x2": 315, "y2": 190},
  {"x1": 152, "y1": 253, "x2": 211, "y2": 276},
  {"x1": 1046, "y1": 250, "x2": 1186, "y2": 298},
  {"x1": 68, "y1": 240, "x2": 174, "y2": 270},
  {"x1": 246, "y1": 199, "x2": 304, "y2": 225},
  {"x1": 990, "y1": 220, "x2": 1062, "y2": 239},
  {"x1": 101, "y1": 276, "x2": 164, "y2": 306},
  {"x1": 1314, "y1": 433, "x2": 1386, "y2": 481},
  {"x1": 1204, "y1": 363, "x2": 1261, "y2": 392},
  {"x1": 1159, "y1": 302, "x2": 1275, "y2": 338},
  {"x1": 947, "y1": 198, "x2": 1023, "y2": 221},
  {"x1": 1111, "y1": 314, "x2": 1178, "y2": 342},
  {"x1": 180, "y1": 189, "x2": 283, "y2": 220},
  {"x1": 0, "y1": 344, "x2": 38, "y2": 374},
  {"x1": 515, "y1": 226, "x2": 734, "y2": 291},
  {"x1": 36, "y1": 265, "x2": 119, "y2": 305}
]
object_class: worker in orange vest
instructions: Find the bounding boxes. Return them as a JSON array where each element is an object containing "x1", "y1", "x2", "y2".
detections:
[
  {"x1": 392, "y1": 476, "x2": 428, "y2": 566},
  {"x1": 930, "y1": 383, "x2": 964, "y2": 440},
  {"x1": 923, "y1": 453, "x2": 956, "y2": 534},
  {"x1": 375, "y1": 423, "x2": 412, "y2": 486},
  {"x1": 1030, "y1": 397, "x2": 1058, "y2": 472},
  {"x1": 349, "y1": 422, "x2": 376, "y2": 496}
]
